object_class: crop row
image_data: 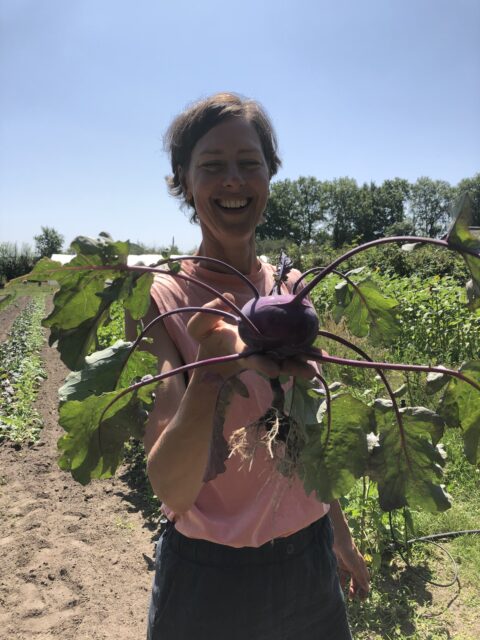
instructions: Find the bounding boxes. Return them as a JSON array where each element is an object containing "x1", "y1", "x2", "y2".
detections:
[{"x1": 0, "y1": 298, "x2": 47, "y2": 442}]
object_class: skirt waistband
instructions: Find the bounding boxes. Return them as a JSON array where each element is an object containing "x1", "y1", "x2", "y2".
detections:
[{"x1": 164, "y1": 516, "x2": 331, "y2": 567}]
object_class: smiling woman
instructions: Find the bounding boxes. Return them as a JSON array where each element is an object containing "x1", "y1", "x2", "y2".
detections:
[{"x1": 142, "y1": 92, "x2": 369, "y2": 640}]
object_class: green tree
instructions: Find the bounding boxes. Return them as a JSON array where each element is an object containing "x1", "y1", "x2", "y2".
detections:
[
  {"x1": 455, "y1": 174, "x2": 480, "y2": 225},
  {"x1": 257, "y1": 177, "x2": 327, "y2": 245},
  {"x1": 34, "y1": 226, "x2": 64, "y2": 258},
  {"x1": 409, "y1": 177, "x2": 454, "y2": 237},
  {"x1": 325, "y1": 177, "x2": 359, "y2": 247}
]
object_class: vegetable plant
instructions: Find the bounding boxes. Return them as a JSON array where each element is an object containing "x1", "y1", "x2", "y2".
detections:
[{"x1": 10, "y1": 195, "x2": 480, "y2": 514}]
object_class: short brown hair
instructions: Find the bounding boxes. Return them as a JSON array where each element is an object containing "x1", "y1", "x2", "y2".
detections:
[{"x1": 164, "y1": 92, "x2": 281, "y2": 222}]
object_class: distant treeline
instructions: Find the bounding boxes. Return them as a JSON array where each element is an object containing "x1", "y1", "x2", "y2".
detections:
[{"x1": 257, "y1": 174, "x2": 480, "y2": 247}]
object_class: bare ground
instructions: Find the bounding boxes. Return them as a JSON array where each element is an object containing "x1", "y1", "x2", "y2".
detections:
[{"x1": 0, "y1": 299, "x2": 158, "y2": 640}]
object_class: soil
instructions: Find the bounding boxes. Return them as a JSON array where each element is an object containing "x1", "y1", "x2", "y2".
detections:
[{"x1": 0, "y1": 298, "x2": 159, "y2": 640}]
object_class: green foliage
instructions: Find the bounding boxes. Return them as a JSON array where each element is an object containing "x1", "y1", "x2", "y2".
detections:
[
  {"x1": 0, "y1": 299, "x2": 46, "y2": 442},
  {"x1": 409, "y1": 177, "x2": 455, "y2": 237},
  {"x1": 57, "y1": 340, "x2": 158, "y2": 484},
  {"x1": 34, "y1": 226, "x2": 64, "y2": 257},
  {"x1": 26, "y1": 234, "x2": 153, "y2": 370},
  {"x1": 258, "y1": 177, "x2": 328, "y2": 245},
  {"x1": 0, "y1": 242, "x2": 37, "y2": 281},
  {"x1": 333, "y1": 268, "x2": 401, "y2": 346},
  {"x1": 298, "y1": 392, "x2": 372, "y2": 502}
]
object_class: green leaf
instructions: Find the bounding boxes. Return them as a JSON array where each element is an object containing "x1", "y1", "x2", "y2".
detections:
[
  {"x1": 123, "y1": 272, "x2": 154, "y2": 320},
  {"x1": 285, "y1": 377, "x2": 324, "y2": 430},
  {"x1": 59, "y1": 340, "x2": 157, "y2": 403},
  {"x1": 446, "y1": 194, "x2": 480, "y2": 310},
  {"x1": 298, "y1": 393, "x2": 372, "y2": 502},
  {"x1": 333, "y1": 273, "x2": 401, "y2": 345},
  {"x1": 438, "y1": 361, "x2": 480, "y2": 464},
  {"x1": 425, "y1": 368, "x2": 450, "y2": 395},
  {"x1": 58, "y1": 383, "x2": 156, "y2": 485},
  {"x1": 370, "y1": 406, "x2": 450, "y2": 512},
  {"x1": 34, "y1": 255, "x2": 151, "y2": 369}
]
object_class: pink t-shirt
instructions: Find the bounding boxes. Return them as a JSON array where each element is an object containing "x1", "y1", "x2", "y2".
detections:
[{"x1": 150, "y1": 258, "x2": 328, "y2": 548}]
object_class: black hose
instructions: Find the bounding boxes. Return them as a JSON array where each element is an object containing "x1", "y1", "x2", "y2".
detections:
[{"x1": 388, "y1": 511, "x2": 480, "y2": 588}]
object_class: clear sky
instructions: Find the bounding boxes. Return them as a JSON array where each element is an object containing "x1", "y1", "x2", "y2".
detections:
[{"x1": 1, "y1": 0, "x2": 479, "y2": 253}]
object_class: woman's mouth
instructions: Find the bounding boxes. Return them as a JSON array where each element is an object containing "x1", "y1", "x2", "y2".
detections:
[{"x1": 215, "y1": 198, "x2": 251, "y2": 211}]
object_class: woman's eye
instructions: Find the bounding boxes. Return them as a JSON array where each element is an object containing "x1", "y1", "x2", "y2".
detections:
[
  {"x1": 201, "y1": 162, "x2": 222, "y2": 171},
  {"x1": 241, "y1": 160, "x2": 261, "y2": 167}
]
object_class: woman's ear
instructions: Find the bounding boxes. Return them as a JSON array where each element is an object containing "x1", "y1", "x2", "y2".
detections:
[{"x1": 178, "y1": 166, "x2": 192, "y2": 202}]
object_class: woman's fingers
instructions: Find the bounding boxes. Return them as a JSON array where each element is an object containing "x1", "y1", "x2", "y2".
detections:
[{"x1": 187, "y1": 294, "x2": 237, "y2": 342}]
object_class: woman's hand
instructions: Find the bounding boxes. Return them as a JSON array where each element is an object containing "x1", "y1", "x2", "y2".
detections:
[
  {"x1": 187, "y1": 294, "x2": 316, "y2": 381},
  {"x1": 333, "y1": 538, "x2": 370, "y2": 600},
  {"x1": 328, "y1": 500, "x2": 370, "y2": 600}
]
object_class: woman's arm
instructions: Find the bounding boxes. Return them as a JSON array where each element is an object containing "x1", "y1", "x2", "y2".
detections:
[{"x1": 329, "y1": 500, "x2": 370, "y2": 599}]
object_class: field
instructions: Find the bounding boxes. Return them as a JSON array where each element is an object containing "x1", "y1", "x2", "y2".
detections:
[
  {"x1": 0, "y1": 288, "x2": 157, "y2": 640},
  {"x1": 0, "y1": 275, "x2": 479, "y2": 639}
]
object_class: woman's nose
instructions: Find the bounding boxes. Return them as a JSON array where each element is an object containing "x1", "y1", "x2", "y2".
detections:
[{"x1": 222, "y1": 163, "x2": 245, "y2": 188}]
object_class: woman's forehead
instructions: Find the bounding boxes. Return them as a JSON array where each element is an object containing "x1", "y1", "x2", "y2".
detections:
[{"x1": 192, "y1": 118, "x2": 263, "y2": 156}]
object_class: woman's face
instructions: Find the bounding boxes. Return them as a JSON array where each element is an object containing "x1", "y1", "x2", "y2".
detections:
[{"x1": 182, "y1": 117, "x2": 270, "y2": 244}]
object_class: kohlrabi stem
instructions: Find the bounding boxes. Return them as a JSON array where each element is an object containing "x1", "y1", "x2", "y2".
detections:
[
  {"x1": 130, "y1": 307, "x2": 241, "y2": 354},
  {"x1": 317, "y1": 330, "x2": 410, "y2": 467},
  {"x1": 295, "y1": 235, "x2": 476, "y2": 301},
  {"x1": 157, "y1": 255, "x2": 260, "y2": 299},
  {"x1": 305, "y1": 350, "x2": 480, "y2": 394},
  {"x1": 293, "y1": 267, "x2": 363, "y2": 294},
  {"x1": 117, "y1": 306, "x2": 242, "y2": 385},
  {"x1": 98, "y1": 349, "x2": 261, "y2": 428}
]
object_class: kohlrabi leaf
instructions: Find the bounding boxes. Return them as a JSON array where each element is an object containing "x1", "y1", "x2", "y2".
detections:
[
  {"x1": 445, "y1": 194, "x2": 480, "y2": 310},
  {"x1": 285, "y1": 377, "x2": 324, "y2": 430},
  {"x1": 438, "y1": 361, "x2": 480, "y2": 464},
  {"x1": 370, "y1": 406, "x2": 450, "y2": 512},
  {"x1": 426, "y1": 367, "x2": 450, "y2": 394},
  {"x1": 70, "y1": 234, "x2": 130, "y2": 264},
  {"x1": 58, "y1": 383, "x2": 156, "y2": 485},
  {"x1": 59, "y1": 340, "x2": 157, "y2": 403},
  {"x1": 31, "y1": 249, "x2": 152, "y2": 369},
  {"x1": 333, "y1": 272, "x2": 400, "y2": 345},
  {"x1": 122, "y1": 272, "x2": 154, "y2": 320},
  {"x1": 298, "y1": 393, "x2": 372, "y2": 502}
]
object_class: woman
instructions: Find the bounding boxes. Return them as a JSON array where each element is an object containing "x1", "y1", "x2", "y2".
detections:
[{"x1": 144, "y1": 92, "x2": 369, "y2": 639}]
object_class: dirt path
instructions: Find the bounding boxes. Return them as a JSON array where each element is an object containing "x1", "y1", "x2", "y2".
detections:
[{"x1": 0, "y1": 301, "x2": 159, "y2": 640}]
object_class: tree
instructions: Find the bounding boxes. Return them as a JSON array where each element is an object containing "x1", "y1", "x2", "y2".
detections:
[
  {"x1": 409, "y1": 178, "x2": 454, "y2": 237},
  {"x1": 456, "y1": 174, "x2": 480, "y2": 226},
  {"x1": 34, "y1": 226, "x2": 64, "y2": 258},
  {"x1": 257, "y1": 177, "x2": 328, "y2": 245},
  {"x1": 325, "y1": 177, "x2": 360, "y2": 247}
]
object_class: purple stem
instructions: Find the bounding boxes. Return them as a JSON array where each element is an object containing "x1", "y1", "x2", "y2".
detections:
[
  {"x1": 130, "y1": 306, "x2": 241, "y2": 354},
  {"x1": 98, "y1": 349, "x2": 261, "y2": 428},
  {"x1": 156, "y1": 255, "x2": 260, "y2": 299},
  {"x1": 116, "y1": 306, "x2": 242, "y2": 386},
  {"x1": 295, "y1": 235, "x2": 478, "y2": 301},
  {"x1": 305, "y1": 349, "x2": 480, "y2": 394},
  {"x1": 132, "y1": 265, "x2": 260, "y2": 336}
]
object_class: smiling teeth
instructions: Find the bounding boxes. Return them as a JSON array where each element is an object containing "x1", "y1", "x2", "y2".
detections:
[{"x1": 218, "y1": 199, "x2": 248, "y2": 208}]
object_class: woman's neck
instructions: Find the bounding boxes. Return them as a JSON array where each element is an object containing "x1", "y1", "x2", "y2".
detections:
[{"x1": 196, "y1": 236, "x2": 259, "y2": 275}]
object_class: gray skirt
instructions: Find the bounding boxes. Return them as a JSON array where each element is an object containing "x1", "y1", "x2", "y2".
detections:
[{"x1": 147, "y1": 516, "x2": 352, "y2": 640}]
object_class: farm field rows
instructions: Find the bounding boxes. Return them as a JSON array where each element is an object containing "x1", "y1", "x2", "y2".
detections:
[
  {"x1": 0, "y1": 294, "x2": 158, "y2": 640},
  {"x1": 0, "y1": 278, "x2": 479, "y2": 639}
]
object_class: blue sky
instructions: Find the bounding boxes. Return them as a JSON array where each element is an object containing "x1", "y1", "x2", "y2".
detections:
[{"x1": 1, "y1": 0, "x2": 479, "y2": 253}]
